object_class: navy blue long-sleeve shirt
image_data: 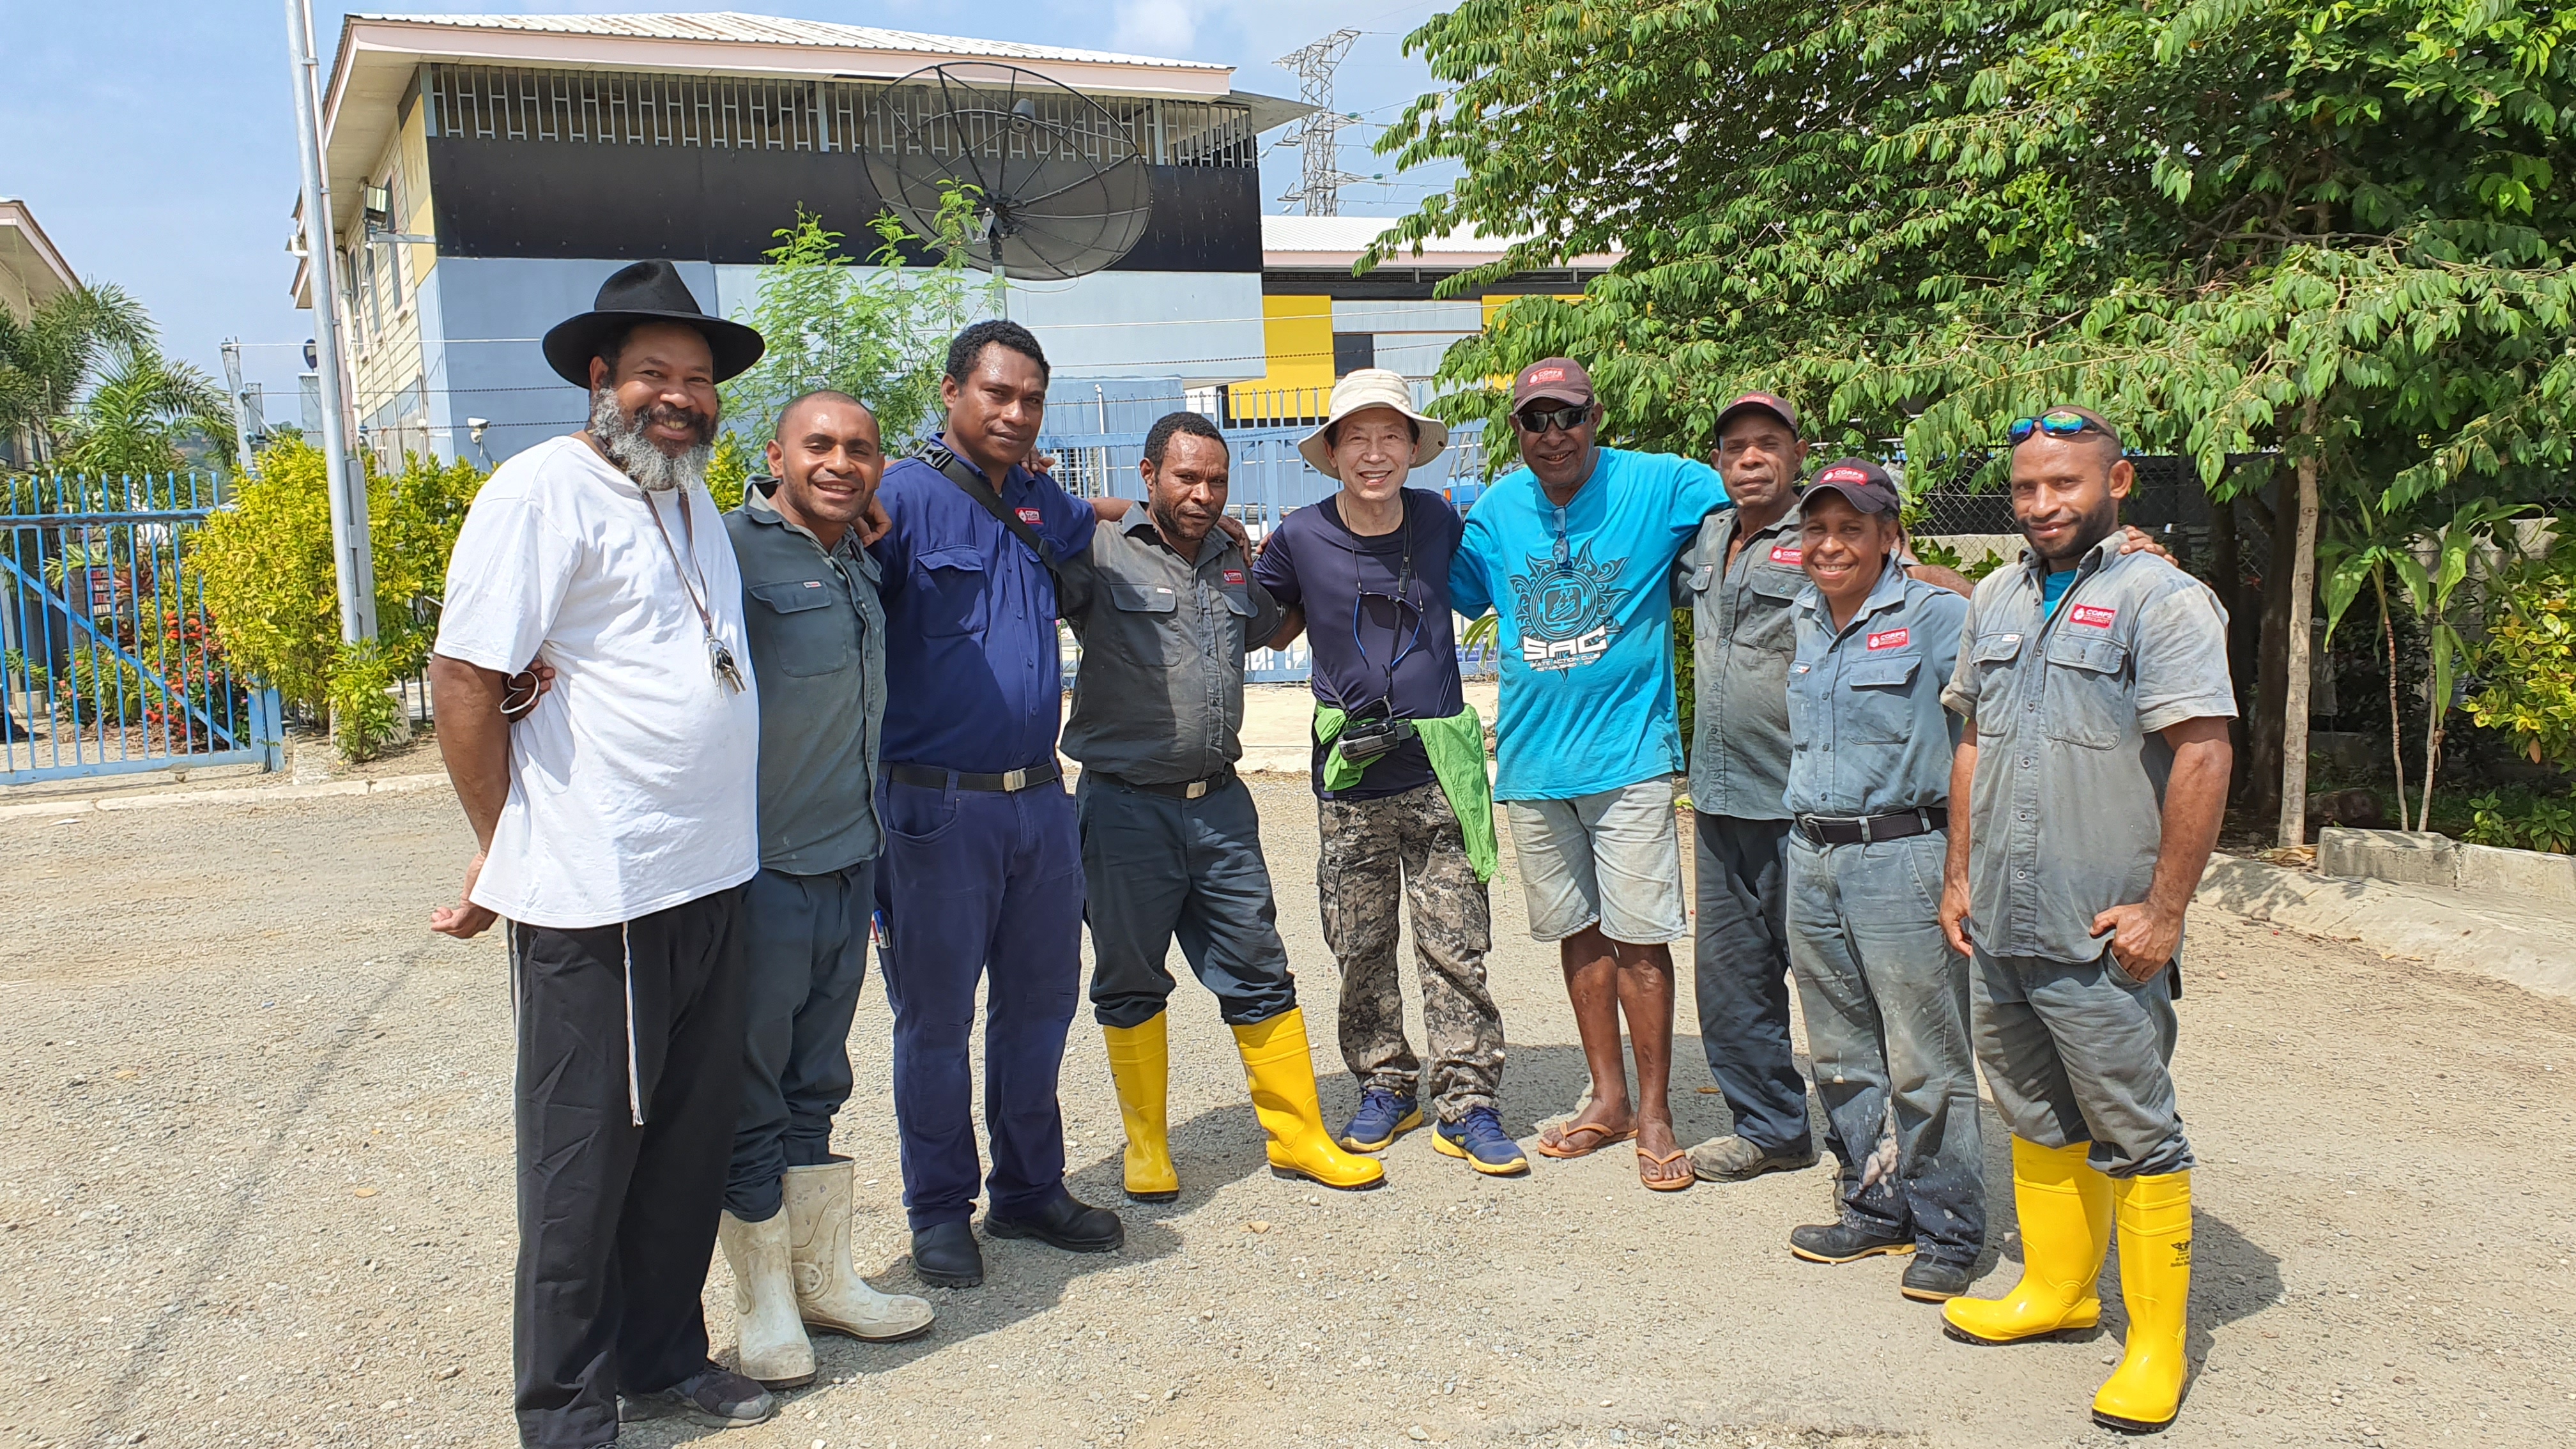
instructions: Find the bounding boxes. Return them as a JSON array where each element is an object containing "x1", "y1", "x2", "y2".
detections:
[{"x1": 867, "y1": 438, "x2": 1097, "y2": 774}]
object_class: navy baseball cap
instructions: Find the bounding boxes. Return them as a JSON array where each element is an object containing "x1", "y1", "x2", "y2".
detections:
[
  {"x1": 1803, "y1": 457, "x2": 1901, "y2": 516},
  {"x1": 1715, "y1": 391, "x2": 1801, "y2": 438}
]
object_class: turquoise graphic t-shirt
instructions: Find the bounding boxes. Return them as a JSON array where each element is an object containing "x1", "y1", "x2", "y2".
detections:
[{"x1": 1450, "y1": 447, "x2": 1731, "y2": 800}]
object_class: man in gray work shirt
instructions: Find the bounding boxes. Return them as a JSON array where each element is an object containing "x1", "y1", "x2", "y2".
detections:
[
  {"x1": 1935, "y1": 406, "x2": 2234, "y2": 1437},
  {"x1": 1063, "y1": 412, "x2": 1386, "y2": 1203},
  {"x1": 717, "y1": 390, "x2": 933, "y2": 1390}
]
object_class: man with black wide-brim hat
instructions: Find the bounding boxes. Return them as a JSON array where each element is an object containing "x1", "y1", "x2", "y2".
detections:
[{"x1": 427, "y1": 260, "x2": 781, "y2": 1445}]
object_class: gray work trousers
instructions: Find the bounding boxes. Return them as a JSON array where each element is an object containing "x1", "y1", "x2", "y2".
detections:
[
  {"x1": 1970, "y1": 946, "x2": 2194, "y2": 1177},
  {"x1": 1788, "y1": 833, "x2": 1984, "y2": 1265},
  {"x1": 1077, "y1": 772, "x2": 1298, "y2": 1029},
  {"x1": 725, "y1": 861, "x2": 874, "y2": 1222},
  {"x1": 1692, "y1": 813, "x2": 1813, "y2": 1153}
]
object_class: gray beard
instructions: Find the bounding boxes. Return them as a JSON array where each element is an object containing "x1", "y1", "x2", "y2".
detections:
[{"x1": 589, "y1": 389, "x2": 711, "y2": 494}]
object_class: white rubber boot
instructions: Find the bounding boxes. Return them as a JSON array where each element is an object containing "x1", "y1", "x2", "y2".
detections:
[
  {"x1": 785, "y1": 1161, "x2": 935, "y2": 1342},
  {"x1": 717, "y1": 1208, "x2": 816, "y2": 1388}
]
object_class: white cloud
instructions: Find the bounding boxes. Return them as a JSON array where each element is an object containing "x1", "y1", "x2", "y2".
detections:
[{"x1": 1110, "y1": 0, "x2": 1196, "y2": 57}]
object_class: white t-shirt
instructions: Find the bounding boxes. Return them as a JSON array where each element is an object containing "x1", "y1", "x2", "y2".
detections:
[{"x1": 435, "y1": 434, "x2": 760, "y2": 928}]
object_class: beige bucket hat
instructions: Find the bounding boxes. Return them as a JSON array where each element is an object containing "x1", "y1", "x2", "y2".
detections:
[{"x1": 1296, "y1": 368, "x2": 1450, "y2": 479}]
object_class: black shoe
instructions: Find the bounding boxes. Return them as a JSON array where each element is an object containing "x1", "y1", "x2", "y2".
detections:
[
  {"x1": 1788, "y1": 1221, "x2": 1917, "y2": 1264},
  {"x1": 985, "y1": 1190, "x2": 1124, "y2": 1254},
  {"x1": 618, "y1": 1365, "x2": 776, "y2": 1428},
  {"x1": 910, "y1": 1220, "x2": 985, "y2": 1288},
  {"x1": 1899, "y1": 1255, "x2": 1975, "y2": 1302}
]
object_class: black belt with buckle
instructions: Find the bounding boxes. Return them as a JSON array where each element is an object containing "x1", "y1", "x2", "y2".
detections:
[
  {"x1": 1795, "y1": 806, "x2": 1948, "y2": 846},
  {"x1": 1096, "y1": 767, "x2": 1236, "y2": 802},
  {"x1": 885, "y1": 762, "x2": 1063, "y2": 793}
]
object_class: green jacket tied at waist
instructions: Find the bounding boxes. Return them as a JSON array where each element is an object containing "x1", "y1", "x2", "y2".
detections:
[{"x1": 1314, "y1": 702, "x2": 1498, "y2": 883}]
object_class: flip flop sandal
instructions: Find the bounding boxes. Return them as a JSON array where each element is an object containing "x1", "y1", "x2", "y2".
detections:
[
  {"x1": 1637, "y1": 1146, "x2": 1694, "y2": 1192},
  {"x1": 1533, "y1": 1120, "x2": 1637, "y2": 1160}
]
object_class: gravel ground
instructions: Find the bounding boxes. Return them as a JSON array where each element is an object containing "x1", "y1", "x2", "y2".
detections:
[{"x1": 3, "y1": 779, "x2": 2571, "y2": 1449}]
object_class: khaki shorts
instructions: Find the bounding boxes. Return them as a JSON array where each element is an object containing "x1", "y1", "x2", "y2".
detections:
[{"x1": 1503, "y1": 776, "x2": 1687, "y2": 945}]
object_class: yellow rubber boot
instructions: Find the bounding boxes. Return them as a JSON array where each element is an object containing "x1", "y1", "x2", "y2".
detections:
[
  {"x1": 1232, "y1": 1009, "x2": 1386, "y2": 1192},
  {"x1": 2093, "y1": 1170, "x2": 2193, "y2": 1434},
  {"x1": 1943, "y1": 1138, "x2": 2113, "y2": 1346},
  {"x1": 1102, "y1": 1016, "x2": 1179, "y2": 1202}
]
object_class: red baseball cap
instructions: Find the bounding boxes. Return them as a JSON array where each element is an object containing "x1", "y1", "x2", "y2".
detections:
[
  {"x1": 1510, "y1": 358, "x2": 1595, "y2": 410},
  {"x1": 1715, "y1": 391, "x2": 1801, "y2": 438}
]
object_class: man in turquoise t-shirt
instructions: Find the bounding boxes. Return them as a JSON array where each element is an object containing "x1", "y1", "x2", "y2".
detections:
[{"x1": 1450, "y1": 358, "x2": 1731, "y2": 1192}]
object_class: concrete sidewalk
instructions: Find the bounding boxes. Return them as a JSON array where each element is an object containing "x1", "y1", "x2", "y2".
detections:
[{"x1": 2198, "y1": 852, "x2": 2576, "y2": 1003}]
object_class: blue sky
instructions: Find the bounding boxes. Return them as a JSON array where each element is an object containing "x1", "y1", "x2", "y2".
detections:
[{"x1": 1, "y1": 1, "x2": 1459, "y2": 404}]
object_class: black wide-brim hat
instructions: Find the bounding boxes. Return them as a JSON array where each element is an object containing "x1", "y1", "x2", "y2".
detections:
[{"x1": 540, "y1": 259, "x2": 765, "y2": 388}]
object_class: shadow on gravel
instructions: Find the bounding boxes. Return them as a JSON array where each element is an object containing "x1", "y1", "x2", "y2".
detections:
[{"x1": 86, "y1": 955, "x2": 420, "y2": 1447}]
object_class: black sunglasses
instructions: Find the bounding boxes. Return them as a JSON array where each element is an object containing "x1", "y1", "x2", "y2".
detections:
[{"x1": 1515, "y1": 401, "x2": 1590, "y2": 435}]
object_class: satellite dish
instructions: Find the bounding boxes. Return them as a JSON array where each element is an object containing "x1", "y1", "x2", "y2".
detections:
[{"x1": 868, "y1": 62, "x2": 1155, "y2": 286}]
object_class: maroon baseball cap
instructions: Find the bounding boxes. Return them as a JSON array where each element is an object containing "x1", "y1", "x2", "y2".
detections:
[
  {"x1": 1803, "y1": 457, "x2": 1902, "y2": 516},
  {"x1": 1510, "y1": 358, "x2": 1595, "y2": 410},
  {"x1": 1715, "y1": 391, "x2": 1801, "y2": 438}
]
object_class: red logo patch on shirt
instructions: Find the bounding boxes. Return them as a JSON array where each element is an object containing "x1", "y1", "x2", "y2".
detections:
[
  {"x1": 2070, "y1": 604, "x2": 2118, "y2": 629},
  {"x1": 1016, "y1": 507, "x2": 1042, "y2": 525},
  {"x1": 1867, "y1": 627, "x2": 1910, "y2": 651},
  {"x1": 1769, "y1": 545, "x2": 1803, "y2": 566},
  {"x1": 1223, "y1": 569, "x2": 1245, "y2": 585}
]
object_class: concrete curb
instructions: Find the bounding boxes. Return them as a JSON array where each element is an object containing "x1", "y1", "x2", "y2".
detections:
[
  {"x1": 2197, "y1": 854, "x2": 2576, "y2": 1004},
  {"x1": 0, "y1": 772, "x2": 451, "y2": 822}
]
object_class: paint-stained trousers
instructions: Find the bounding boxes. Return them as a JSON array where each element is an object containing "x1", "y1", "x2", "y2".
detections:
[
  {"x1": 509, "y1": 885, "x2": 748, "y2": 1449},
  {"x1": 1787, "y1": 832, "x2": 1985, "y2": 1266},
  {"x1": 1691, "y1": 813, "x2": 1814, "y2": 1154},
  {"x1": 873, "y1": 773, "x2": 1086, "y2": 1231},
  {"x1": 726, "y1": 861, "x2": 876, "y2": 1222}
]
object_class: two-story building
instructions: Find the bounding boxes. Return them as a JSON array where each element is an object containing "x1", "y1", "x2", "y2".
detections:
[{"x1": 297, "y1": 10, "x2": 1305, "y2": 464}]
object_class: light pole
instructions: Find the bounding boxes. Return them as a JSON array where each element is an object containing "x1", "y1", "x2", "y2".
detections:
[{"x1": 284, "y1": 0, "x2": 376, "y2": 643}]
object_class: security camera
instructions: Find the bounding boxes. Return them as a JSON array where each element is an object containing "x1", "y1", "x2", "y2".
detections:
[{"x1": 466, "y1": 418, "x2": 490, "y2": 441}]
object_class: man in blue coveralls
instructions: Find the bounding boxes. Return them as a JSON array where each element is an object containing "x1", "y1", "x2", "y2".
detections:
[{"x1": 867, "y1": 320, "x2": 1119, "y2": 1289}]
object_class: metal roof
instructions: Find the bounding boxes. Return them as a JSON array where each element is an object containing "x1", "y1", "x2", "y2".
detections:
[{"x1": 348, "y1": 12, "x2": 1229, "y2": 74}]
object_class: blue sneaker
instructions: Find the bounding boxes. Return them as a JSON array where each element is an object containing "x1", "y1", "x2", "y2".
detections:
[
  {"x1": 1339, "y1": 1089, "x2": 1422, "y2": 1153},
  {"x1": 1432, "y1": 1107, "x2": 1529, "y2": 1176}
]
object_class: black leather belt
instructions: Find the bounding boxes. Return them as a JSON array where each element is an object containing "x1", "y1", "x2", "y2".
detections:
[
  {"x1": 1095, "y1": 767, "x2": 1236, "y2": 801},
  {"x1": 1795, "y1": 806, "x2": 1948, "y2": 846},
  {"x1": 885, "y1": 762, "x2": 1063, "y2": 793}
]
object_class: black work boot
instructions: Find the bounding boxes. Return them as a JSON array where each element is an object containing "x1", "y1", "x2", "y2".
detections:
[
  {"x1": 618, "y1": 1365, "x2": 776, "y2": 1428},
  {"x1": 1900, "y1": 1255, "x2": 1975, "y2": 1302},
  {"x1": 1788, "y1": 1221, "x2": 1917, "y2": 1264},
  {"x1": 985, "y1": 1190, "x2": 1124, "y2": 1253},
  {"x1": 910, "y1": 1220, "x2": 985, "y2": 1288}
]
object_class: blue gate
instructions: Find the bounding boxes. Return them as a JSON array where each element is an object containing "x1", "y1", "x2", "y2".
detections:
[{"x1": 2, "y1": 473, "x2": 284, "y2": 785}]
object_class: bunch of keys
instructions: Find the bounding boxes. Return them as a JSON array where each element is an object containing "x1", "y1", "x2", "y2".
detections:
[{"x1": 707, "y1": 633, "x2": 746, "y2": 694}]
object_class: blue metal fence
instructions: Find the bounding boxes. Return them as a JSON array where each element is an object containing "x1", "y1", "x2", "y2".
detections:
[
  {"x1": 2, "y1": 472, "x2": 285, "y2": 785},
  {"x1": 1036, "y1": 415, "x2": 1498, "y2": 684}
]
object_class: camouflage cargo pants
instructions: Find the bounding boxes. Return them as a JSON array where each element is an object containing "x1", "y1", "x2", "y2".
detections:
[{"x1": 1315, "y1": 781, "x2": 1503, "y2": 1123}]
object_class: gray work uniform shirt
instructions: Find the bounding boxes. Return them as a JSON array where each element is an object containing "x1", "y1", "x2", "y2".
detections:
[
  {"x1": 724, "y1": 477, "x2": 886, "y2": 875},
  {"x1": 1058, "y1": 509, "x2": 1285, "y2": 786},
  {"x1": 1940, "y1": 535, "x2": 2237, "y2": 963},
  {"x1": 1674, "y1": 501, "x2": 1807, "y2": 818},
  {"x1": 1786, "y1": 560, "x2": 1971, "y2": 819}
]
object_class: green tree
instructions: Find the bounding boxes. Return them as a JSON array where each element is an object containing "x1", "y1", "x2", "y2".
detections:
[
  {"x1": 721, "y1": 188, "x2": 994, "y2": 454},
  {"x1": 0, "y1": 282, "x2": 154, "y2": 465},
  {"x1": 1381, "y1": 0, "x2": 2576, "y2": 845},
  {"x1": 56, "y1": 342, "x2": 235, "y2": 477}
]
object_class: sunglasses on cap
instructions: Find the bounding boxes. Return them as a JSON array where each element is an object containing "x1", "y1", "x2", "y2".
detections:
[
  {"x1": 1515, "y1": 401, "x2": 1590, "y2": 434},
  {"x1": 2008, "y1": 410, "x2": 2114, "y2": 445}
]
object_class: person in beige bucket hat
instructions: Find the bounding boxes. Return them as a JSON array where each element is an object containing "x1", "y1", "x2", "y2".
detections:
[
  {"x1": 1253, "y1": 369, "x2": 1522, "y2": 1177},
  {"x1": 1294, "y1": 367, "x2": 1451, "y2": 479}
]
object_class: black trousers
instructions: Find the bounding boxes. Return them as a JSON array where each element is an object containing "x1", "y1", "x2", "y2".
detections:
[
  {"x1": 510, "y1": 885, "x2": 749, "y2": 1449},
  {"x1": 726, "y1": 861, "x2": 875, "y2": 1220}
]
